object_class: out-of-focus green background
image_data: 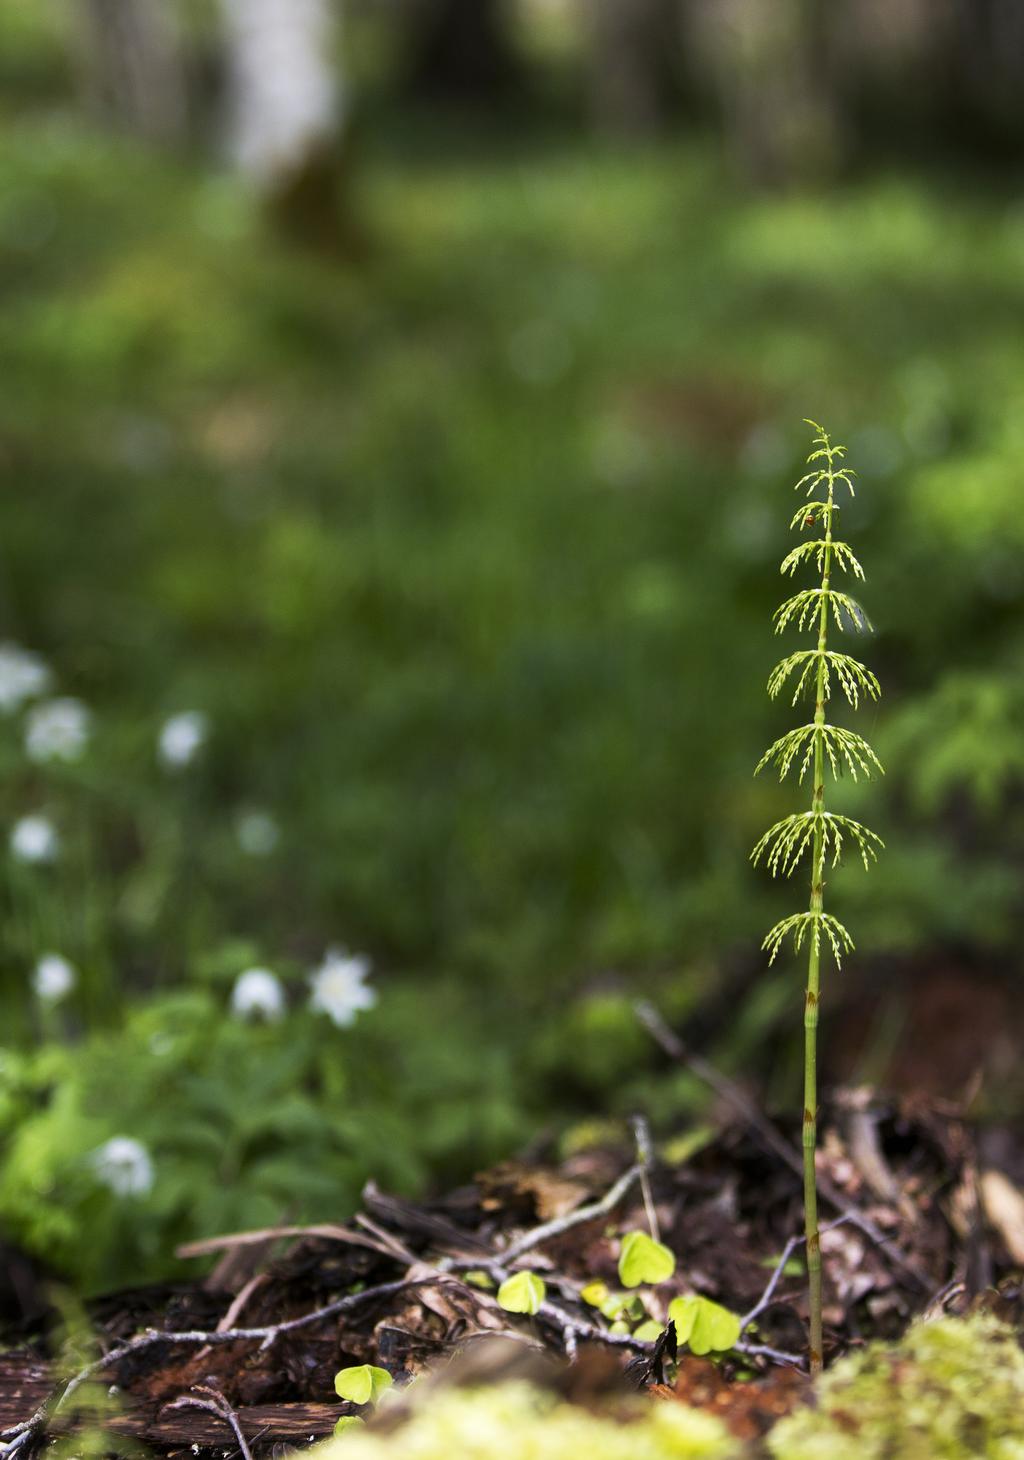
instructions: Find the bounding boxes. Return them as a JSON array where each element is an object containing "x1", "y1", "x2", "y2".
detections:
[{"x1": 2, "y1": 0, "x2": 1023, "y2": 1295}]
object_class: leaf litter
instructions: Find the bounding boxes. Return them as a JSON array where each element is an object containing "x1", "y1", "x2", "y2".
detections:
[{"x1": 3, "y1": 1086, "x2": 1024, "y2": 1455}]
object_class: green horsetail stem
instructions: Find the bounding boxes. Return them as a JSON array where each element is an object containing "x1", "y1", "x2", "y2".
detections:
[{"x1": 753, "y1": 422, "x2": 884, "y2": 1374}]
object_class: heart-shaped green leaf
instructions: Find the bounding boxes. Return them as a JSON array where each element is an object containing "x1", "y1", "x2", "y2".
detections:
[
  {"x1": 598, "y1": 1292, "x2": 626, "y2": 1320},
  {"x1": 463, "y1": 1269, "x2": 496, "y2": 1291},
  {"x1": 668, "y1": 1295, "x2": 742, "y2": 1355},
  {"x1": 617, "y1": 1231, "x2": 676, "y2": 1288},
  {"x1": 334, "y1": 1364, "x2": 394, "y2": 1406},
  {"x1": 580, "y1": 1280, "x2": 609, "y2": 1308},
  {"x1": 333, "y1": 1416, "x2": 366, "y2": 1436},
  {"x1": 497, "y1": 1270, "x2": 546, "y2": 1315},
  {"x1": 632, "y1": 1319, "x2": 665, "y2": 1342}
]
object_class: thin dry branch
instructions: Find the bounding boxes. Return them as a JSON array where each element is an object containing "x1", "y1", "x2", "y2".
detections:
[
  {"x1": 166, "y1": 1386, "x2": 255, "y2": 1460},
  {"x1": 740, "y1": 1216, "x2": 852, "y2": 1330},
  {"x1": 492, "y1": 1163, "x2": 642, "y2": 1267},
  {"x1": 0, "y1": 1277, "x2": 416, "y2": 1459},
  {"x1": 175, "y1": 1222, "x2": 385, "y2": 1261},
  {"x1": 634, "y1": 999, "x2": 926, "y2": 1289},
  {"x1": 631, "y1": 1114, "x2": 661, "y2": 1243}
]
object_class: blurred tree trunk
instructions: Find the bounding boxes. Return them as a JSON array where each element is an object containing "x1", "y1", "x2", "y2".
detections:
[
  {"x1": 831, "y1": 0, "x2": 1024, "y2": 155},
  {"x1": 584, "y1": 0, "x2": 685, "y2": 137},
  {"x1": 690, "y1": 0, "x2": 844, "y2": 185},
  {"x1": 406, "y1": 0, "x2": 520, "y2": 103},
  {"x1": 219, "y1": 0, "x2": 355, "y2": 253},
  {"x1": 75, "y1": 0, "x2": 186, "y2": 146},
  {"x1": 949, "y1": 0, "x2": 1024, "y2": 146}
]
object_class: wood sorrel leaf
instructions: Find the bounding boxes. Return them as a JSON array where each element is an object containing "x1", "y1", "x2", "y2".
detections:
[
  {"x1": 334, "y1": 1364, "x2": 394, "y2": 1406},
  {"x1": 617, "y1": 1230, "x2": 676, "y2": 1288},
  {"x1": 668, "y1": 1295, "x2": 742, "y2": 1355},
  {"x1": 580, "y1": 1280, "x2": 609, "y2": 1307},
  {"x1": 497, "y1": 1270, "x2": 546, "y2": 1314},
  {"x1": 333, "y1": 1416, "x2": 366, "y2": 1435}
]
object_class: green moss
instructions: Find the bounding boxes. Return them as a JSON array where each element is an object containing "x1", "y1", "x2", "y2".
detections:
[
  {"x1": 317, "y1": 1382, "x2": 738, "y2": 1460},
  {"x1": 771, "y1": 1316, "x2": 1024, "y2": 1460}
]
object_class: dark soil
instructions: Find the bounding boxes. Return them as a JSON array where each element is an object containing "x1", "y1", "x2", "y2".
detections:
[{"x1": 3, "y1": 1085, "x2": 1023, "y2": 1455}]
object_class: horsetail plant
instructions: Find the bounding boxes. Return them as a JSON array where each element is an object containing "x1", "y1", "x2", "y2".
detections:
[{"x1": 752, "y1": 422, "x2": 884, "y2": 1375}]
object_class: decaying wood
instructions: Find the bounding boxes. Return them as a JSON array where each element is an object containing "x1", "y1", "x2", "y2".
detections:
[
  {"x1": 0, "y1": 1349, "x2": 335, "y2": 1448},
  {"x1": 3, "y1": 1086, "x2": 1013, "y2": 1455},
  {"x1": 0, "y1": 1356, "x2": 49, "y2": 1432}
]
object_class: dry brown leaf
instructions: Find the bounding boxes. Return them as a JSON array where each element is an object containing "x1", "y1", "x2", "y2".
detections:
[{"x1": 980, "y1": 1169, "x2": 1024, "y2": 1264}]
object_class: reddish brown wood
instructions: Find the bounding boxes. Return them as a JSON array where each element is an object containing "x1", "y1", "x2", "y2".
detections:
[
  {"x1": 0, "y1": 1352, "x2": 336, "y2": 1447},
  {"x1": 0, "y1": 1351, "x2": 50, "y2": 1425}
]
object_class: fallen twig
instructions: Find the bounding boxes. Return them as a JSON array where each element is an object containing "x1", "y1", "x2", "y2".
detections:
[
  {"x1": 195, "y1": 1271, "x2": 269, "y2": 1362},
  {"x1": 734, "y1": 1339, "x2": 805, "y2": 1369},
  {"x1": 175, "y1": 1222, "x2": 385, "y2": 1261},
  {"x1": 1, "y1": 1277, "x2": 416, "y2": 1459},
  {"x1": 493, "y1": 1163, "x2": 641, "y2": 1267},
  {"x1": 631, "y1": 1114, "x2": 661, "y2": 1243},
  {"x1": 635, "y1": 999, "x2": 926, "y2": 1288},
  {"x1": 166, "y1": 1386, "x2": 254, "y2": 1460},
  {"x1": 740, "y1": 1216, "x2": 852, "y2": 1330}
]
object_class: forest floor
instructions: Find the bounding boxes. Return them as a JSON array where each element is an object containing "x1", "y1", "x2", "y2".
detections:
[{"x1": 4, "y1": 1025, "x2": 1023, "y2": 1458}]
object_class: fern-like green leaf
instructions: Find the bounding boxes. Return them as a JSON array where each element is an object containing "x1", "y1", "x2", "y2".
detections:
[
  {"x1": 774, "y1": 588, "x2": 871, "y2": 635},
  {"x1": 762, "y1": 910, "x2": 855, "y2": 967},
  {"x1": 780, "y1": 539, "x2": 864, "y2": 580},
  {"x1": 756, "y1": 722, "x2": 884, "y2": 783},
  {"x1": 790, "y1": 500, "x2": 840, "y2": 531},
  {"x1": 756, "y1": 723, "x2": 818, "y2": 781},
  {"x1": 768, "y1": 649, "x2": 880, "y2": 708},
  {"x1": 818, "y1": 724, "x2": 885, "y2": 781},
  {"x1": 752, "y1": 811, "x2": 884, "y2": 878},
  {"x1": 756, "y1": 422, "x2": 882, "y2": 1366}
]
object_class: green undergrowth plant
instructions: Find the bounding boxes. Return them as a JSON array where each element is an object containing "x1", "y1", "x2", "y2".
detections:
[
  {"x1": 753, "y1": 422, "x2": 884, "y2": 1373},
  {"x1": 769, "y1": 1314, "x2": 1024, "y2": 1459},
  {"x1": 497, "y1": 1223, "x2": 743, "y2": 1358},
  {"x1": 334, "y1": 1364, "x2": 394, "y2": 1434}
]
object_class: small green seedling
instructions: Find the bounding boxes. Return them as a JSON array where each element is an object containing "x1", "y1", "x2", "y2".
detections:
[
  {"x1": 462, "y1": 1269, "x2": 496, "y2": 1290},
  {"x1": 497, "y1": 1270, "x2": 547, "y2": 1315},
  {"x1": 618, "y1": 1230, "x2": 676, "y2": 1288},
  {"x1": 668, "y1": 1295, "x2": 742, "y2": 1356},
  {"x1": 500, "y1": 1208, "x2": 742, "y2": 1363},
  {"x1": 753, "y1": 422, "x2": 883, "y2": 1374},
  {"x1": 333, "y1": 1417, "x2": 366, "y2": 1435},
  {"x1": 334, "y1": 1362, "x2": 394, "y2": 1415},
  {"x1": 580, "y1": 1280, "x2": 610, "y2": 1308}
]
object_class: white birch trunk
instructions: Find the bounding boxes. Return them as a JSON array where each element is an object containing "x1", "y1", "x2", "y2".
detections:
[{"x1": 220, "y1": 0, "x2": 344, "y2": 186}]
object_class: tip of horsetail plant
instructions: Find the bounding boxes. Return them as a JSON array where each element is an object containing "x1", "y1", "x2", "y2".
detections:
[{"x1": 752, "y1": 421, "x2": 883, "y2": 1376}]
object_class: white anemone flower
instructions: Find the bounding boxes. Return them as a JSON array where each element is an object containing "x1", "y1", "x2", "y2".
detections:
[
  {"x1": 308, "y1": 948, "x2": 376, "y2": 1028},
  {"x1": 90, "y1": 1136, "x2": 155, "y2": 1198},
  {"x1": 231, "y1": 967, "x2": 285, "y2": 1022},
  {"x1": 0, "y1": 644, "x2": 51, "y2": 714},
  {"x1": 25, "y1": 697, "x2": 90, "y2": 763},
  {"x1": 10, "y1": 814, "x2": 59, "y2": 864},
  {"x1": 158, "y1": 711, "x2": 208, "y2": 769},
  {"x1": 32, "y1": 953, "x2": 76, "y2": 1003},
  {"x1": 235, "y1": 809, "x2": 279, "y2": 856}
]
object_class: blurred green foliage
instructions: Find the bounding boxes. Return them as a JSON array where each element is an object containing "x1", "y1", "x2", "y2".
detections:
[
  {"x1": 2, "y1": 11, "x2": 1024, "y2": 1290},
  {"x1": 0, "y1": 983, "x2": 527, "y2": 1292}
]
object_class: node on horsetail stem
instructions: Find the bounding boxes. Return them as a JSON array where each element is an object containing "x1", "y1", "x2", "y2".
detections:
[{"x1": 751, "y1": 421, "x2": 884, "y2": 1375}]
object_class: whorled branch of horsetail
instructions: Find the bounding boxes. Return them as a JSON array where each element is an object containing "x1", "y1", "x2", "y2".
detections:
[{"x1": 751, "y1": 422, "x2": 884, "y2": 1375}]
